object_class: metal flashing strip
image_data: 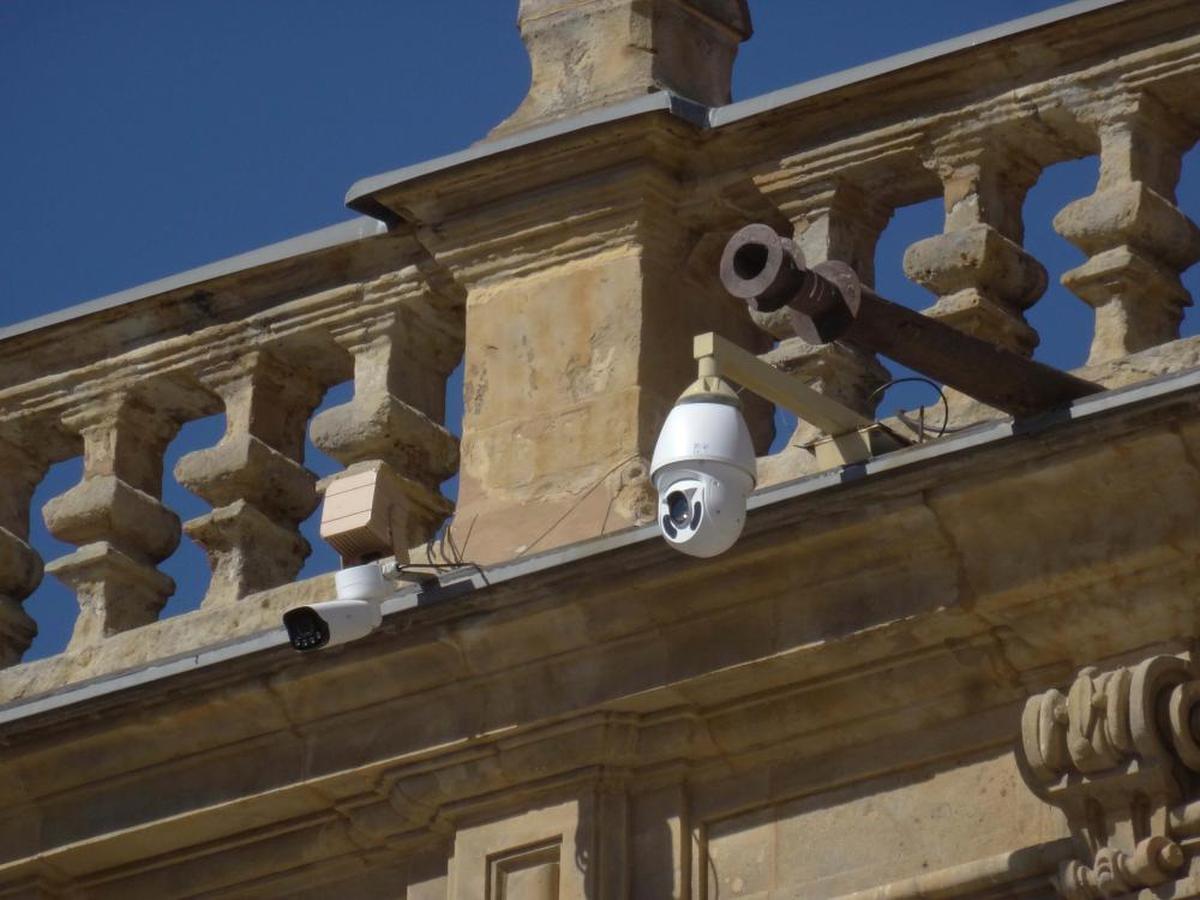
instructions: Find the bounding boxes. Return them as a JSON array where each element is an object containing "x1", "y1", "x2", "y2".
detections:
[
  {"x1": 344, "y1": 92, "x2": 708, "y2": 211},
  {"x1": 0, "y1": 524, "x2": 659, "y2": 728},
  {"x1": 4, "y1": 358, "x2": 1200, "y2": 728},
  {"x1": 0, "y1": 630, "x2": 290, "y2": 728},
  {"x1": 0, "y1": 217, "x2": 388, "y2": 343},
  {"x1": 709, "y1": 0, "x2": 1133, "y2": 128}
]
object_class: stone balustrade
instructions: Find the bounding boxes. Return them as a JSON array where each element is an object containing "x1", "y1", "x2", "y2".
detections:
[
  {"x1": 0, "y1": 0, "x2": 1197, "y2": 684},
  {"x1": 0, "y1": 223, "x2": 463, "y2": 668},
  {"x1": 5, "y1": 3, "x2": 1200, "y2": 897},
  {"x1": 722, "y1": 0, "x2": 1200, "y2": 469}
]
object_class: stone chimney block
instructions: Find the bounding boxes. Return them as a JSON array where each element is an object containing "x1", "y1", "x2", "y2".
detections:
[{"x1": 494, "y1": 0, "x2": 752, "y2": 136}]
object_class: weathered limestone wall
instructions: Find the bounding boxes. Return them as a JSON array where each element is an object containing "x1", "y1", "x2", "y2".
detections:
[
  {"x1": 700, "y1": 751, "x2": 1063, "y2": 897},
  {"x1": 5, "y1": 383, "x2": 1200, "y2": 896}
]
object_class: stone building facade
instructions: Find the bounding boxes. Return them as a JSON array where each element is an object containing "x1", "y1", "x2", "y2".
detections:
[{"x1": 1, "y1": 0, "x2": 1200, "y2": 897}]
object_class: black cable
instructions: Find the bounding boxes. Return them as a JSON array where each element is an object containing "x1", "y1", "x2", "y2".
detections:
[
  {"x1": 404, "y1": 513, "x2": 489, "y2": 587},
  {"x1": 894, "y1": 409, "x2": 978, "y2": 436},
  {"x1": 868, "y1": 376, "x2": 950, "y2": 440},
  {"x1": 453, "y1": 513, "x2": 477, "y2": 563},
  {"x1": 517, "y1": 452, "x2": 642, "y2": 558}
]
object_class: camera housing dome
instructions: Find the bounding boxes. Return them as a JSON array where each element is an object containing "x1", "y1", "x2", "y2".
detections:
[
  {"x1": 283, "y1": 562, "x2": 389, "y2": 652},
  {"x1": 650, "y1": 397, "x2": 757, "y2": 558}
]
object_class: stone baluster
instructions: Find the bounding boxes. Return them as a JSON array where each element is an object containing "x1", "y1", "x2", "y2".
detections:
[
  {"x1": 904, "y1": 135, "x2": 1047, "y2": 355},
  {"x1": 0, "y1": 435, "x2": 48, "y2": 666},
  {"x1": 759, "y1": 179, "x2": 892, "y2": 451},
  {"x1": 43, "y1": 395, "x2": 182, "y2": 650},
  {"x1": 1054, "y1": 91, "x2": 1200, "y2": 365},
  {"x1": 309, "y1": 308, "x2": 460, "y2": 561},
  {"x1": 174, "y1": 349, "x2": 327, "y2": 605}
]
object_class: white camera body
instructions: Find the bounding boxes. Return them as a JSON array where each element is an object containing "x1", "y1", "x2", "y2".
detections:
[
  {"x1": 650, "y1": 398, "x2": 757, "y2": 558},
  {"x1": 283, "y1": 562, "x2": 390, "y2": 652}
]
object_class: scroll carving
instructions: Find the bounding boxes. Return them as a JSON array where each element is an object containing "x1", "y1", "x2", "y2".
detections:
[{"x1": 1018, "y1": 657, "x2": 1200, "y2": 898}]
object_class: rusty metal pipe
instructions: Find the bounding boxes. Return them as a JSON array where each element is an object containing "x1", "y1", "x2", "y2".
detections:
[{"x1": 720, "y1": 224, "x2": 1101, "y2": 418}]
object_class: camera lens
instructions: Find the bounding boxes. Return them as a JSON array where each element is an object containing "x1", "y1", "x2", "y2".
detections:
[
  {"x1": 283, "y1": 607, "x2": 330, "y2": 651},
  {"x1": 666, "y1": 490, "x2": 691, "y2": 527}
]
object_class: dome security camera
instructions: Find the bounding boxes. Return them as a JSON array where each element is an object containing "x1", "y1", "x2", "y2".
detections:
[
  {"x1": 650, "y1": 392, "x2": 757, "y2": 558},
  {"x1": 283, "y1": 561, "x2": 390, "y2": 652}
]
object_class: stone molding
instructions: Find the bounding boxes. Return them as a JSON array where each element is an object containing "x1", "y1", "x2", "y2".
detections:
[
  {"x1": 1019, "y1": 656, "x2": 1200, "y2": 898},
  {"x1": 1, "y1": 1, "x2": 1200, "y2": 895}
]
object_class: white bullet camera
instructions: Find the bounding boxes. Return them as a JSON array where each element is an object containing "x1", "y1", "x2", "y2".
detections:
[
  {"x1": 283, "y1": 561, "x2": 390, "y2": 652},
  {"x1": 650, "y1": 394, "x2": 757, "y2": 558}
]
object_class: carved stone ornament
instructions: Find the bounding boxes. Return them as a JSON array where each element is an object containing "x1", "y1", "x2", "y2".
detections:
[{"x1": 1018, "y1": 657, "x2": 1200, "y2": 898}]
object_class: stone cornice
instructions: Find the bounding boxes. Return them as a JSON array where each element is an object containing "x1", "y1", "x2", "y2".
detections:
[
  {"x1": 8, "y1": 355, "x2": 1200, "y2": 716},
  {"x1": 362, "y1": 115, "x2": 699, "y2": 220}
]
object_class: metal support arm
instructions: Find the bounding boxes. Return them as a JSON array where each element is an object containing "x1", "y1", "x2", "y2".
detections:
[{"x1": 694, "y1": 333, "x2": 907, "y2": 467}]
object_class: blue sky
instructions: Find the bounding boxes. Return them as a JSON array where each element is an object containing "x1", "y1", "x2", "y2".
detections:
[{"x1": 3, "y1": 1, "x2": 1198, "y2": 660}]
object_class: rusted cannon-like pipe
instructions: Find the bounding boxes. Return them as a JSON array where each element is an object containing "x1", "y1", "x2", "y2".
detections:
[{"x1": 719, "y1": 224, "x2": 1101, "y2": 418}]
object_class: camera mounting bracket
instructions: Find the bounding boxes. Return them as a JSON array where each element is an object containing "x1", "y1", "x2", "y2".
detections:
[{"x1": 693, "y1": 332, "x2": 908, "y2": 467}]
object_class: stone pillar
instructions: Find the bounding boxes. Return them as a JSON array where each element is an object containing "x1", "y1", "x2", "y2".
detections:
[
  {"x1": 175, "y1": 350, "x2": 326, "y2": 605},
  {"x1": 448, "y1": 173, "x2": 765, "y2": 562},
  {"x1": 0, "y1": 436, "x2": 47, "y2": 666},
  {"x1": 493, "y1": 0, "x2": 752, "y2": 136},
  {"x1": 310, "y1": 305, "x2": 461, "y2": 559},
  {"x1": 43, "y1": 395, "x2": 182, "y2": 650},
  {"x1": 1054, "y1": 91, "x2": 1200, "y2": 365},
  {"x1": 904, "y1": 135, "x2": 1047, "y2": 355}
]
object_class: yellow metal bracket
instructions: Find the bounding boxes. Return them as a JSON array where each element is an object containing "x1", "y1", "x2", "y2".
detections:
[{"x1": 693, "y1": 333, "x2": 907, "y2": 466}]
